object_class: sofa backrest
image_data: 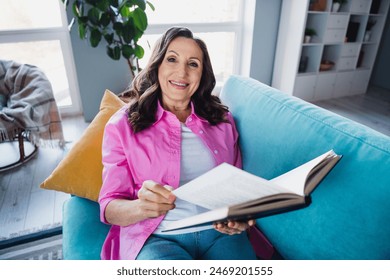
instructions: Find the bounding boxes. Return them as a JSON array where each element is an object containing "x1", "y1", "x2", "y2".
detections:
[{"x1": 220, "y1": 75, "x2": 390, "y2": 260}]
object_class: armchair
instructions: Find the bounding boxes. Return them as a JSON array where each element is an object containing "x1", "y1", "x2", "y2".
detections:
[{"x1": 0, "y1": 60, "x2": 64, "y2": 171}]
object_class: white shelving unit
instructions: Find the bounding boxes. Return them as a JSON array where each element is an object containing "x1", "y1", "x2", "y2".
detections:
[{"x1": 272, "y1": 0, "x2": 389, "y2": 102}]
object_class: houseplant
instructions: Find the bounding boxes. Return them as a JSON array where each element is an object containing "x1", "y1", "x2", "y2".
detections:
[
  {"x1": 332, "y1": 0, "x2": 347, "y2": 12},
  {"x1": 304, "y1": 28, "x2": 317, "y2": 43},
  {"x1": 61, "y1": 0, "x2": 154, "y2": 80}
]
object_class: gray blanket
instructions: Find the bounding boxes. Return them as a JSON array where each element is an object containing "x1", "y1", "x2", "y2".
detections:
[{"x1": 0, "y1": 60, "x2": 65, "y2": 148}]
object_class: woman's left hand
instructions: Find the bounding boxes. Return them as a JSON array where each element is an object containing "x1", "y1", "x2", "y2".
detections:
[{"x1": 213, "y1": 219, "x2": 256, "y2": 235}]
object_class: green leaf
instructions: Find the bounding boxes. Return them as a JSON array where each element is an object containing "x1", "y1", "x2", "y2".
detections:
[
  {"x1": 103, "y1": 33, "x2": 114, "y2": 45},
  {"x1": 85, "y1": 0, "x2": 98, "y2": 5},
  {"x1": 78, "y1": 16, "x2": 89, "y2": 24},
  {"x1": 107, "y1": 46, "x2": 115, "y2": 59},
  {"x1": 90, "y1": 28, "x2": 102, "y2": 47},
  {"x1": 132, "y1": 28, "x2": 143, "y2": 42},
  {"x1": 113, "y1": 21, "x2": 123, "y2": 31},
  {"x1": 113, "y1": 21, "x2": 123, "y2": 37},
  {"x1": 88, "y1": 7, "x2": 101, "y2": 25},
  {"x1": 99, "y1": 12, "x2": 111, "y2": 27},
  {"x1": 118, "y1": 0, "x2": 130, "y2": 12},
  {"x1": 122, "y1": 45, "x2": 134, "y2": 59},
  {"x1": 108, "y1": 46, "x2": 121, "y2": 60},
  {"x1": 114, "y1": 46, "x2": 121, "y2": 59},
  {"x1": 133, "y1": 0, "x2": 146, "y2": 11},
  {"x1": 146, "y1": 1, "x2": 155, "y2": 11},
  {"x1": 104, "y1": 33, "x2": 114, "y2": 44},
  {"x1": 134, "y1": 44, "x2": 144, "y2": 59},
  {"x1": 122, "y1": 20, "x2": 135, "y2": 43},
  {"x1": 78, "y1": 22, "x2": 87, "y2": 39},
  {"x1": 96, "y1": 0, "x2": 110, "y2": 11},
  {"x1": 72, "y1": 1, "x2": 84, "y2": 17},
  {"x1": 132, "y1": 7, "x2": 147, "y2": 31},
  {"x1": 120, "y1": 5, "x2": 131, "y2": 18}
]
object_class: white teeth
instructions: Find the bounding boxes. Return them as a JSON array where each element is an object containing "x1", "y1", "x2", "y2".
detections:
[{"x1": 171, "y1": 81, "x2": 187, "y2": 87}]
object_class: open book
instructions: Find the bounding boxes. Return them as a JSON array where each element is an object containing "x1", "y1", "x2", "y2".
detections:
[{"x1": 162, "y1": 149, "x2": 342, "y2": 232}]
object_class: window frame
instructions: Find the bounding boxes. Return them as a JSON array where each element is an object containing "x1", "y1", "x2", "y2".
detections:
[
  {"x1": 0, "y1": 1, "x2": 82, "y2": 116},
  {"x1": 143, "y1": 0, "x2": 256, "y2": 93}
]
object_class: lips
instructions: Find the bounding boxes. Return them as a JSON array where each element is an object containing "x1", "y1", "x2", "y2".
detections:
[{"x1": 169, "y1": 80, "x2": 189, "y2": 88}]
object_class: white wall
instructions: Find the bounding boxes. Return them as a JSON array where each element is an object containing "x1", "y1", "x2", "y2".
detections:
[{"x1": 249, "y1": 0, "x2": 282, "y2": 85}]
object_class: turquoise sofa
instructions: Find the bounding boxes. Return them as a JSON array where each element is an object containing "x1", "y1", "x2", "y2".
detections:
[{"x1": 62, "y1": 75, "x2": 390, "y2": 260}]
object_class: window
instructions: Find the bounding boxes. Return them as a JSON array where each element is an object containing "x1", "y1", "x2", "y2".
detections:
[
  {"x1": 140, "y1": 0, "x2": 255, "y2": 92},
  {"x1": 0, "y1": 0, "x2": 81, "y2": 115}
]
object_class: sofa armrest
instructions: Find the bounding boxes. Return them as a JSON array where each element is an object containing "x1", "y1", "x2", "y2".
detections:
[{"x1": 62, "y1": 196, "x2": 110, "y2": 260}]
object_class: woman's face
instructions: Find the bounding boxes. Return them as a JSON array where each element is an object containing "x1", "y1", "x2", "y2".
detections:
[{"x1": 158, "y1": 36, "x2": 203, "y2": 109}]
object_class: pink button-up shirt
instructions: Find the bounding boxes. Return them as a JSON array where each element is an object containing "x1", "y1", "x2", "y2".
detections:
[{"x1": 98, "y1": 101, "x2": 242, "y2": 260}]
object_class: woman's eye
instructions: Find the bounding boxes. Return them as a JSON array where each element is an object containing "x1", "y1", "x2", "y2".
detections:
[
  {"x1": 189, "y1": 62, "x2": 199, "y2": 68},
  {"x1": 167, "y1": 57, "x2": 176, "y2": 62}
]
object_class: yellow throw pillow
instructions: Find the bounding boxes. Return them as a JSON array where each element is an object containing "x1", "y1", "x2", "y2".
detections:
[{"x1": 40, "y1": 89, "x2": 126, "y2": 201}]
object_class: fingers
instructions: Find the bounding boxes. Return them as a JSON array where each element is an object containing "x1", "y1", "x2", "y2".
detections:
[
  {"x1": 247, "y1": 219, "x2": 256, "y2": 227},
  {"x1": 137, "y1": 180, "x2": 176, "y2": 219},
  {"x1": 140, "y1": 201, "x2": 175, "y2": 218},
  {"x1": 139, "y1": 180, "x2": 176, "y2": 203},
  {"x1": 213, "y1": 220, "x2": 256, "y2": 235}
]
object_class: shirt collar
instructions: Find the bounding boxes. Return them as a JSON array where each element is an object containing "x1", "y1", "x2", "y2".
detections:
[
  {"x1": 155, "y1": 100, "x2": 165, "y2": 124},
  {"x1": 154, "y1": 100, "x2": 208, "y2": 125}
]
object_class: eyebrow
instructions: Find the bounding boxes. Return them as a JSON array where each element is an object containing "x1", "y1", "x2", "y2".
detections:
[{"x1": 167, "y1": 50, "x2": 202, "y2": 62}]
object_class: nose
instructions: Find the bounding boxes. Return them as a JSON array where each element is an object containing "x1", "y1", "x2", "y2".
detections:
[{"x1": 177, "y1": 63, "x2": 187, "y2": 78}]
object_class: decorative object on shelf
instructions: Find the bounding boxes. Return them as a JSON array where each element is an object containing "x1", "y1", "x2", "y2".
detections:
[
  {"x1": 304, "y1": 28, "x2": 317, "y2": 43},
  {"x1": 320, "y1": 60, "x2": 335, "y2": 71},
  {"x1": 299, "y1": 56, "x2": 309, "y2": 73},
  {"x1": 364, "y1": 19, "x2": 377, "y2": 41},
  {"x1": 309, "y1": 0, "x2": 327, "y2": 11},
  {"x1": 332, "y1": 0, "x2": 347, "y2": 12}
]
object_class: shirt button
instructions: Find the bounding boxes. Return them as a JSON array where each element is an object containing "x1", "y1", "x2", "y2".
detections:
[
  {"x1": 188, "y1": 117, "x2": 193, "y2": 122},
  {"x1": 214, "y1": 149, "x2": 218, "y2": 154},
  {"x1": 199, "y1": 130, "x2": 204, "y2": 134}
]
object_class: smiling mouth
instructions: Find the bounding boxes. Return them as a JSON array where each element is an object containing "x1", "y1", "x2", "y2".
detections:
[{"x1": 170, "y1": 80, "x2": 189, "y2": 88}]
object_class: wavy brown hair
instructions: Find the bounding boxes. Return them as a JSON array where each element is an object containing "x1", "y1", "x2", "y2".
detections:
[{"x1": 126, "y1": 26, "x2": 229, "y2": 133}]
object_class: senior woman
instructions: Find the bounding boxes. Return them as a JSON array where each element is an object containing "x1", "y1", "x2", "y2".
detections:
[{"x1": 98, "y1": 26, "x2": 257, "y2": 260}]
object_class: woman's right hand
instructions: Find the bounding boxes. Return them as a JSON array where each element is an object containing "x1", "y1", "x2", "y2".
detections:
[
  {"x1": 104, "y1": 180, "x2": 176, "y2": 227},
  {"x1": 137, "y1": 180, "x2": 176, "y2": 219}
]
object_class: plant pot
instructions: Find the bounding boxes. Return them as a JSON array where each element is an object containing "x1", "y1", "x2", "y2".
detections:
[
  {"x1": 332, "y1": 2, "x2": 340, "y2": 12},
  {"x1": 364, "y1": 30, "x2": 372, "y2": 42},
  {"x1": 304, "y1": 35, "x2": 312, "y2": 43}
]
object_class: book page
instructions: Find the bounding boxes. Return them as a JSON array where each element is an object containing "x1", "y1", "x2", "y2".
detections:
[
  {"x1": 173, "y1": 163, "x2": 290, "y2": 210},
  {"x1": 270, "y1": 150, "x2": 336, "y2": 196}
]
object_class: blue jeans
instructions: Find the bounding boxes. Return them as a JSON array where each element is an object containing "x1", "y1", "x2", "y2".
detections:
[{"x1": 136, "y1": 229, "x2": 257, "y2": 260}]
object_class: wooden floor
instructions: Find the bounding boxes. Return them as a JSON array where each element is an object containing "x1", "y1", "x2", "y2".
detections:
[
  {"x1": 0, "y1": 85, "x2": 389, "y2": 246},
  {"x1": 0, "y1": 115, "x2": 89, "y2": 245},
  {"x1": 313, "y1": 86, "x2": 390, "y2": 137}
]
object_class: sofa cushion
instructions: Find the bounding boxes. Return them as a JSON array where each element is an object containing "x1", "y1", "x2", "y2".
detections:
[
  {"x1": 220, "y1": 75, "x2": 390, "y2": 259},
  {"x1": 40, "y1": 90, "x2": 126, "y2": 201}
]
